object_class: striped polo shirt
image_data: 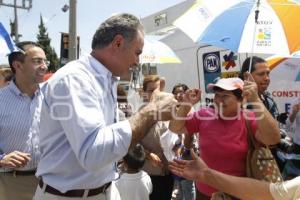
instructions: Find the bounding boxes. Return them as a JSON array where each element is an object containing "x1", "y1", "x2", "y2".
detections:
[{"x1": 0, "y1": 80, "x2": 43, "y2": 171}]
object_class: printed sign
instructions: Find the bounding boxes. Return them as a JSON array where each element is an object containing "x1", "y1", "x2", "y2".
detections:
[
  {"x1": 269, "y1": 58, "x2": 300, "y2": 113},
  {"x1": 222, "y1": 51, "x2": 237, "y2": 71},
  {"x1": 203, "y1": 51, "x2": 221, "y2": 93},
  {"x1": 221, "y1": 71, "x2": 239, "y2": 78},
  {"x1": 220, "y1": 51, "x2": 240, "y2": 78},
  {"x1": 256, "y1": 20, "x2": 273, "y2": 48}
]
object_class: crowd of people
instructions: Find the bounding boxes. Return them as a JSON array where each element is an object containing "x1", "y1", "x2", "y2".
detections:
[{"x1": 0, "y1": 13, "x2": 299, "y2": 200}]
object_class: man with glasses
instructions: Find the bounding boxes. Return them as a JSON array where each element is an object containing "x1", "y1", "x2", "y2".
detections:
[{"x1": 0, "y1": 41, "x2": 48, "y2": 199}]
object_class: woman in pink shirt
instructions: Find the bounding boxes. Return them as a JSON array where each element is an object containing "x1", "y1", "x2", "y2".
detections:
[{"x1": 169, "y1": 76, "x2": 280, "y2": 200}]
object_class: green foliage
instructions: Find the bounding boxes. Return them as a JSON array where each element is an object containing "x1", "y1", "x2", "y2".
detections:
[{"x1": 36, "y1": 15, "x2": 60, "y2": 72}]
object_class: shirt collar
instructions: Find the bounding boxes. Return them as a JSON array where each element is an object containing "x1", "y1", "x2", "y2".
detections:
[
  {"x1": 8, "y1": 79, "x2": 41, "y2": 98},
  {"x1": 8, "y1": 80, "x2": 23, "y2": 96},
  {"x1": 87, "y1": 55, "x2": 120, "y2": 82},
  {"x1": 88, "y1": 55, "x2": 112, "y2": 78}
]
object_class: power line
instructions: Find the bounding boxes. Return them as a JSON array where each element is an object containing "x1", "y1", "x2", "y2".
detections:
[
  {"x1": 0, "y1": 0, "x2": 32, "y2": 42},
  {"x1": 0, "y1": 0, "x2": 32, "y2": 10}
]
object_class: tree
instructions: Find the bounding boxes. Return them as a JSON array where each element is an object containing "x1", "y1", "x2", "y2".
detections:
[{"x1": 36, "y1": 15, "x2": 60, "y2": 72}]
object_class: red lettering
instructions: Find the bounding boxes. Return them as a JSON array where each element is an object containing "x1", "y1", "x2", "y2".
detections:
[{"x1": 271, "y1": 90, "x2": 300, "y2": 98}]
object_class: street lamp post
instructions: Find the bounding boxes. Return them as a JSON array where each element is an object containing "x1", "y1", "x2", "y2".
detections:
[
  {"x1": 13, "y1": 0, "x2": 19, "y2": 42},
  {"x1": 68, "y1": 0, "x2": 77, "y2": 61}
]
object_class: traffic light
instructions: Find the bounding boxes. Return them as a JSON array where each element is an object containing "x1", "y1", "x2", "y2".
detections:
[
  {"x1": 60, "y1": 33, "x2": 69, "y2": 66},
  {"x1": 63, "y1": 33, "x2": 69, "y2": 49},
  {"x1": 10, "y1": 20, "x2": 16, "y2": 37},
  {"x1": 60, "y1": 33, "x2": 80, "y2": 66}
]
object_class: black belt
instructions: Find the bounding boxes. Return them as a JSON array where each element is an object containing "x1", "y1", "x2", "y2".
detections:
[
  {"x1": 5, "y1": 170, "x2": 36, "y2": 176},
  {"x1": 39, "y1": 179, "x2": 111, "y2": 197}
]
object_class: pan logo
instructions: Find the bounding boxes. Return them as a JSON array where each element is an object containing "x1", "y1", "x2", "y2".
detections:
[{"x1": 203, "y1": 53, "x2": 220, "y2": 73}]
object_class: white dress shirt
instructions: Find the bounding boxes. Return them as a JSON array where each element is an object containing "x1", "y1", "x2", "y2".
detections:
[
  {"x1": 270, "y1": 176, "x2": 300, "y2": 200},
  {"x1": 36, "y1": 55, "x2": 132, "y2": 192}
]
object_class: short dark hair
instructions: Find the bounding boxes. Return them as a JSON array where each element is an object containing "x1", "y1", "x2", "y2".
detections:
[
  {"x1": 91, "y1": 13, "x2": 144, "y2": 49},
  {"x1": 8, "y1": 41, "x2": 41, "y2": 74},
  {"x1": 239, "y1": 56, "x2": 266, "y2": 80},
  {"x1": 172, "y1": 83, "x2": 189, "y2": 95},
  {"x1": 213, "y1": 87, "x2": 243, "y2": 100},
  {"x1": 123, "y1": 144, "x2": 146, "y2": 171}
]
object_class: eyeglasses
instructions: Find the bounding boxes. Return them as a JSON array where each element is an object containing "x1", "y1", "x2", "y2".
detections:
[{"x1": 31, "y1": 58, "x2": 50, "y2": 67}]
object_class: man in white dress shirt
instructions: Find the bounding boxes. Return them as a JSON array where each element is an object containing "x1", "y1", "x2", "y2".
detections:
[{"x1": 34, "y1": 13, "x2": 177, "y2": 200}]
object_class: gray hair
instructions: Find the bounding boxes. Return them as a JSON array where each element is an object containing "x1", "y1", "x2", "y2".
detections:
[{"x1": 91, "y1": 13, "x2": 144, "y2": 49}]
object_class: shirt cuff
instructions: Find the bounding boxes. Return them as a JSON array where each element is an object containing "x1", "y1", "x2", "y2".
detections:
[
  {"x1": 269, "y1": 182, "x2": 288, "y2": 200},
  {"x1": 0, "y1": 153, "x2": 6, "y2": 168},
  {"x1": 110, "y1": 120, "x2": 132, "y2": 154},
  {"x1": 0, "y1": 153, "x2": 6, "y2": 160}
]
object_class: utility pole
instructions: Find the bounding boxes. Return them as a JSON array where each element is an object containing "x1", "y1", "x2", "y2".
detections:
[
  {"x1": 13, "y1": 0, "x2": 19, "y2": 42},
  {"x1": 0, "y1": 0, "x2": 32, "y2": 42},
  {"x1": 68, "y1": 0, "x2": 77, "y2": 61}
]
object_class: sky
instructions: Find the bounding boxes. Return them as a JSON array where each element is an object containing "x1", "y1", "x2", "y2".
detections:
[{"x1": 0, "y1": 0, "x2": 186, "y2": 64}]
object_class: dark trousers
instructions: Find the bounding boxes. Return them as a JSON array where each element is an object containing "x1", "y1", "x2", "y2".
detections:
[
  {"x1": 288, "y1": 143, "x2": 300, "y2": 167},
  {"x1": 288, "y1": 143, "x2": 300, "y2": 154},
  {"x1": 150, "y1": 174, "x2": 174, "y2": 200}
]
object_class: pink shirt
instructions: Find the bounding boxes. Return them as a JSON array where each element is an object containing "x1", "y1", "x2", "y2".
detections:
[{"x1": 186, "y1": 108, "x2": 257, "y2": 196}]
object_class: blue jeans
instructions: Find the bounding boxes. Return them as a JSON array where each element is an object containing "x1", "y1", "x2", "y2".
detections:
[{"x1": 178, "y1": 179, "x2": 196, "y2": 200}]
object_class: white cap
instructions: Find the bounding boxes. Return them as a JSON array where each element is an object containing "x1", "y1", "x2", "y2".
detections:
[{"x1": 207, "y1": 77, "x2": 244, "y2": 91}]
